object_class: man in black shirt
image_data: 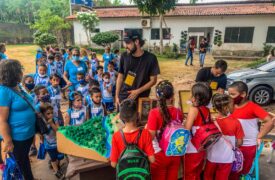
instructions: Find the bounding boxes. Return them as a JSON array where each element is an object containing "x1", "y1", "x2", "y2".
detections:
[
  {"x1": 199, "y1": 38, "x2": 208, "y2": 68},
  {"x1": 116, "y1": 30, "x2": 160, "y2": 107},
  {"x1": 195, "y1": 59, "x2": 228, "y2": 93}
]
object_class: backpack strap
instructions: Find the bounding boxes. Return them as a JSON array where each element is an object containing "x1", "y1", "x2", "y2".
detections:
[
  {"x1": 134, "y1": 128, "x2": 142, "y2": 145},
  {"x1": 214, "y1": 120, "x2": 234, "y2": 150},
  {"x1": 198, "y1": 107, "x2": 207, "y2": 124},
  {"x1": 120, "y1": 130, "x2": 128, "y2": 146}
]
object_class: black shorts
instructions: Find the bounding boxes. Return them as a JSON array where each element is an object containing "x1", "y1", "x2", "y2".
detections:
[{"x1": 46, "y1": 148, "x2": 58, "y2": 162}]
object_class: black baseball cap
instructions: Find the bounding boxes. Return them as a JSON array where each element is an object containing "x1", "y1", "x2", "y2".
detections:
[{"x1": 123, "y1": 30, "x2": 142, "y2": 43}]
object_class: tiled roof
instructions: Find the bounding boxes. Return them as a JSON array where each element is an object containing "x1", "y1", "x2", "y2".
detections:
[{"x1": 66, "y1": 2, "x2": 275, "y2": 20}]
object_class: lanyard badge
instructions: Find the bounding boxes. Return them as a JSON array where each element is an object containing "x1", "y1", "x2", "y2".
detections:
[{"x1": 124, "y1": 71, "x2": 136, "y2": 87}]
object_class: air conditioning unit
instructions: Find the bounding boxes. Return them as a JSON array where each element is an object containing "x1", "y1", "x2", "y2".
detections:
[{"x1": 141, "y1": 19, "x2": 151, "y2": 28}]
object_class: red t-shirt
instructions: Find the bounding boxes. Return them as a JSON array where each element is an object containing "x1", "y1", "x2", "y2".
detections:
[
  {"x1": 193, "y1": 106, "x2": 210, "y2": 126},
  {"x1": 231, "y1": 101, "x2": 268, "y2": 146},
  {"x1": 216, "y1": 116, "x2": 244, "y2": 138},
  {"x1": 110, "y1": 129, "x2": 154, "y2": 163}
]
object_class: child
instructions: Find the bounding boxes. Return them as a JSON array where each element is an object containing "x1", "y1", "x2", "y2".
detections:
[
  {"x1": 64, "y1": 91, "x2": 88, "y2": 126},
  {"x1": 112, "y1": 49, "x2": 120, "y2": 71},
  {"x1": 90, "y1": 52, "x2": 99, "y2": 76},
  {"x1": 84, "y1": 80, "x2": 100, "y2": 106},
  {"x1": 101, "y1": 72, "x2": 114, "y2": 112},
  {"x1": 183, "y1": 82, "x2": 213, "y2": 180},
  {"x1": 54, "y1": 53, "x2": 64, "y2": 78},
  {"x1": 204, "y1": 93, "x2": 244, "y2": 180},
  {"x1": 33, "y1": 64, "x2": 50, "y2": 87},
  {"x1": 146, "y1": 80, "x2": 183, "y2": 180},
  {"x1": 47, "y1": 54, "x2": 57, "y2": 76},
  {"x1": 87, "y1": 87, "x2": 106, "y2": 119},
  {"x1": 107, "y1": 62, "x2": 117, "y2": 85},
  {"x1": 110, "y1": 99, "x2": 155, "y2": 168},
  {"x1": 48, "y1": 74, "x2": 64, "y2": 126},
  {"x1": 80, "y1": 48, "x2": 89, "y2": 67},
  {"x1": 228, "y1": 81, "x2": 274, "y2": 180},
  {"x1": 21, "y1": 75, "x2": 35, "y2": 98},
  {"x1": 40, "y1": 103, "x2": 65, "y2": 179},
  {"x1": 94, "y1": 65, "x2": 103, "y2": 84},
  {"x1": 36, "y1": 53, "x2": 47, "y2": 73},
  {"x1": 34, "y1": 86, "x2": 51, "y2": 112},
  {"x1": 75, "y1": 72, "x2": 89, "y2": 98}
]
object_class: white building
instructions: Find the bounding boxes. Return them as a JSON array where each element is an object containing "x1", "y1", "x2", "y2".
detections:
[{"x1": 67, "y1": 0, "x2": 275, "y2": 54}]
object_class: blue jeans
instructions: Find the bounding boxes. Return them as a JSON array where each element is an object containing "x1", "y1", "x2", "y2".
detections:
[
  {"x1": 199, "y1": 53, "x2": 206, "y2": 66},
  {"x1": 185, "y1": 49, "x2": 193, "y2": 65}
]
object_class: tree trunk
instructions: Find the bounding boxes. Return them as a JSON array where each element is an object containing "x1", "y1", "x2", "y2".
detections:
[
  {"x1": 159, "y1": 14, "x2": 164, "y2": 54},
  {"x1": 85, "y1": 29, "x2": 91, "y2": 46}
]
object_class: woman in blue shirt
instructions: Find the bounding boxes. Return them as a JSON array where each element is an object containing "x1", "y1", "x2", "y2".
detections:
[
  {"x1": 0, "y1": 60, "x2": 36, "y2": 180},
  {"x1": 102, "y1": 46, "x2": 114, "y2": 72},
  {"x1": 63, "y1": 49, "x2": 88, "y2": 91}
]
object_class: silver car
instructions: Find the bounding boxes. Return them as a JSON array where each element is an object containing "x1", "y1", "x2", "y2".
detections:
[{"x1": 227, "y1": 61, "x2": 275, "y2": 106}]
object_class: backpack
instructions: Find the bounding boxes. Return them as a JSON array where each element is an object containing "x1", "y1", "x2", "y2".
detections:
[
  {"x1": 214, "y1": 120, "x2": 244, "y2": 173},
  {"x1": 3, "y1": 153, "x2": 24, "y2": 180},
  {"x1": 191, "y1": 107, "x2": 221, "y2": 152},
  {"x1": 159, "y1": 109, "x2": 190, "y2": 156},
  {"x1": 116, "y1": 129, "x2": 151, "y2": 180}
]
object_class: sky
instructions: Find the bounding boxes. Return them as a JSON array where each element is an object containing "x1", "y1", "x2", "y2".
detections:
[{"x1": 120, "y1": 0, "x2": 248, "y2": 5}]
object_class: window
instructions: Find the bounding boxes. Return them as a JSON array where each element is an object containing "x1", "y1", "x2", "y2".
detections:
[
  {"x1": 151, "y1": 28, "x2": 171, "y2": 40},
  {"x1": 266, "y1": 27, "x2": 275, "y2": 43},
  {"x1": 124, "y1": 29, "x2": 143, "y2": 38},
  {"x1": 224, "y1": 27, "x2": 254, "y2": 43}
]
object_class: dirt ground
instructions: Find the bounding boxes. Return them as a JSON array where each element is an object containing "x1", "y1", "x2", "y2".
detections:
[{"x1": 5, "y1": 45, "x2": 275, "y2": 179}]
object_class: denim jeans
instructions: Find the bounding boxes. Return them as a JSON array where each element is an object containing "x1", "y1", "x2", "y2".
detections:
[
  {"x1": 185, "y1": 49, "x2": 193, "y2": 65},
  {"x1": 199, "y1": 53, "x2": 206, "y2": 66}
]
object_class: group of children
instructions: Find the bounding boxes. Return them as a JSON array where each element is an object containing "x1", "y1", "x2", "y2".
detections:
[
  {"x1": 22, "y1": 46, "x2": 120, "y2": 179},
  {"x1": 110, "y1": 80, "x2": 274, "y2": 180}
]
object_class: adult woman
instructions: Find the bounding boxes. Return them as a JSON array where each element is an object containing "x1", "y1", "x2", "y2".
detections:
[
  {"x1": 0, "y1": 43, "x2": 8, "y2": 60},
  {"x1": 0, "y1": 60, "x2": 36, "y2": 180},
  {"x1": 102, "y1": 46, "x2": 114, "y2": 72},
  {"x1": 63, "y1": 48, "x2": 88, "y2": 90},
  {"x1": 267, "y1": 48, "x2": 275, "y2": 63}
]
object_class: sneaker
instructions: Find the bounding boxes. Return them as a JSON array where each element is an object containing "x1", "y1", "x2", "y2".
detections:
[
  {"x1": 190, "y1": 64, "x2": 194, "y2": 66},
  {"x1": 29, "y1": 146, "x2": 37, "y2": 156},
  {"x1": 55, "y1": 170, "x2": 65, "y2": 179}
]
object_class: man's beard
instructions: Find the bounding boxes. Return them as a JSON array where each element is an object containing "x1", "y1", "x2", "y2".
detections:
[{"x1": 127, "y1": 44, "x2": 137, "y2": 55}]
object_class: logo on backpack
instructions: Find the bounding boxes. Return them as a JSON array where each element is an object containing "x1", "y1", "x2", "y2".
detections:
[{"x1": 116, "y1": 129, "x2": 151, "y2": 180}]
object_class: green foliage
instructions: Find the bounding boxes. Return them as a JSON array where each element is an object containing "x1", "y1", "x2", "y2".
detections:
[
  {"x1": 33, "y1": 31, "x2": 57, "y2": 48},
  {"x1": 214, "y1": 29, "x2": 223, "y2": 47},
  {"x1": 94, "y1": 0, "x2": 113, "y2": 6},
  {"x1": 58, "y1": 114, "x2": 117, "y2": 157},
  {"x1": 246, "y1": 58, "x2": 266, "y2": 68},
  {"x1": 91, "y1": 32, "x2": 119, "y2": 47},
  {"x1": 263, "y1": 43, "x2": 274, "y2": 57}
]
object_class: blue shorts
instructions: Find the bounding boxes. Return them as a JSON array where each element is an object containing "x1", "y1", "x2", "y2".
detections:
[
  {"x1": 59, "y1": 77, "x2": 67, "y2": 88},
  {"x1": 104, "y1": 101, "x2": 114, "y2": 112},
  {"x1": 46, "y1": 148, "x2": 58, "y2": 162}
]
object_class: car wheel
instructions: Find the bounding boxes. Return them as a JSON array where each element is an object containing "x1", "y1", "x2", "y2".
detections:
[{"x1": 250, "y1": 86, "x2": 273, "y2": 106}]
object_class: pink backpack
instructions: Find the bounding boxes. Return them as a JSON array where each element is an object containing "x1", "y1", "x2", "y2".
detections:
[{"x1": 159, "y1": 109, "x2": 190, "y2": 156}]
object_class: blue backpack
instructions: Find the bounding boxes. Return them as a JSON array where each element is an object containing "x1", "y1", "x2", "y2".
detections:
[{"x1": 3, "y1": 153, "x2": 23, "y2": 180}]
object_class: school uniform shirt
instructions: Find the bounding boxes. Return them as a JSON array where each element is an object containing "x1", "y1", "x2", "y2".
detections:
[
  {"x1": 90, "y1": 58, "x2": 99, "y2": 73},
  {"x1": 207, "y1": 116, "x2": 244, "y2": 163},
  {"x1": 109, "y1": 70, "x2": 117, "y2": 85},
  {"x1": 55, "y1": 61, "x2": 64, "y2": 77},
  {"x1": 186, "y1": 106, "x2": 210, "y2": 153},
  {"x1": 47, "y1": 86, "x2": 61, "y2": 119},
  {"x1": 110, "y1": 129, "x2": 154, "y2": 163},
  {"x1": 67, "y1": 106, "x2": 87, "y2": 126},
  {"x1": 33, "y1": 73, "x2": 50, "y2": 86},
  {"x1": 94, "y1": 74, "x2": 103, "y2": 84},
  {"x1": 75, "y1": 83, "x2": 89, "y2": 98},
  {"x1": 231, "y1": 101, "x2": 268, "y2": 146},
  {"x1": 87, "y1": 99, "x2": 105, "y2": 118},
  {"x1": 64, "y1": 61, "x2": 88, "y2": 85},
  {"x1": 47, "y1": 62, "x2": 57, "y2": 76},
  {"x1": 101, "y1": 82, "x2": 113, "y2": 103},
  {"x1": 0, "y1": 52, "x2": 8, "y2": 60},
  {"x1": 147, "y1": 107, "x2": 184, "y2": 153},
  {"x1": 43, "y1": 119, "x2": 59, "y2": 149},
  {"x1": 103, "y1": 53, "x2": 114, "y2": 72}
]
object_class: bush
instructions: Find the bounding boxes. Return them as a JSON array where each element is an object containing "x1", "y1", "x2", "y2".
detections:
[
  {"x1": 263, "y1": 43, "x2": 273, "y2": 57},
  {"x1": 91, "y1": 32, "x2": 119, "y2": 47},
  {"x1": 33, "y1": 31, "x2": 57, "y2": 48},
  {"x1": 246, "y1": 58, "x2": 266, "y2": 68}
]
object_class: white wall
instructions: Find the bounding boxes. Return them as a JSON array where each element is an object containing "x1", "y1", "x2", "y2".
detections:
[{"x1": 73, "y1": 15, "x2": 275, "y2": 51}]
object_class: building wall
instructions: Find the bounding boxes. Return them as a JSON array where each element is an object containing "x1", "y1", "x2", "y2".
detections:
[{"x1": 73, "y1": 15, "x2": 275, "y2": 51}]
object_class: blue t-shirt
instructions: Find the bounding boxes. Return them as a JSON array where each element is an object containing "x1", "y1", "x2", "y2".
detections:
[
  {"x1": 64, "y1": 61, "x2": 88, "y2": 85},
  {"x1": 0, "y1": 53, "x2": 8, "y2": 60},
  {"x1": 47, "y1": 86, "x2": 61, "y2": 119},
  {"x1": 0, "y1": 86, "x2": 36, "y2": 141},
  {"x1": 103, "y1": 53, "x2": 114, "y2": 72},
  {"x1": 81, "y1": 56, "x2": 89, "y2": 63},
  {"x1": 47, "y1": 63, "x2": 57, "y2": 76},
  {"x1": 88, "y1": 100, "x2": 104, "y2": 118},
  {"x1": 90, "y1": 58, "x2": 98, "y2": 73},
  {"x1": 100, "y1": 83, "x2": 113, "y2": 103},
  {"x1": 75, "y1": 83, "x2": 89, "y2": 98},
  {"x1": 55, "y1": 61, "x2": 64, "y2": 77},
  {"x1": 67, "y1": 106, "x2": 86, "y2": 126},
  {"x1": 32, "y1": 73, "x2": 50, "y2": 87}
]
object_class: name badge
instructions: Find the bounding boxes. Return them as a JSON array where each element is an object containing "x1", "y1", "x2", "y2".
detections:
[
  {"x1": 210, "y1": 81, "x2": 218, "y2": 90},
  {"x1": 91, "y1": 108, "x2": 99, "y2": 114},
  {"x1": 124, "y1": 71, "x2": 136, "y2": 87},
  {"x1": 55, "y1": 95, "x2": 61, "y2": 100},
  {"x1": 71, "y1": 112, "x2": 80, "y2": 119},
  {"x1": 77, "y1": 67, "x2": 83, "y2": 72}
]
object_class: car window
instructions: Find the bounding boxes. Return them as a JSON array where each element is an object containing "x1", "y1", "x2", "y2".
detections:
[{"x1": 257, "y1": 61, "x2": 275, "y2": 71}]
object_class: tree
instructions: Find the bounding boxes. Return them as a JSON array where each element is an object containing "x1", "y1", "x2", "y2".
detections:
[
  {"x1": 77, "y1": 11, "x2": 100, "y2": 46},
  {"x1": 33, "y1": 30, "x2": 57, "y2": 48},
  {"x1": 131, "y1": 0, "x2": 178, "y2": 54},
  {"x1": 91, "y1": 32, "x2": 119, "y2": 47},
  {"x1": 94, "y1": 0, "x2": 113, "y2": 6}
]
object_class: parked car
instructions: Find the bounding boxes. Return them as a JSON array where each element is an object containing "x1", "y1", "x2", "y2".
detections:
[{"x1": 227, "y1": 61, "x2": 275, "y2": 106}]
